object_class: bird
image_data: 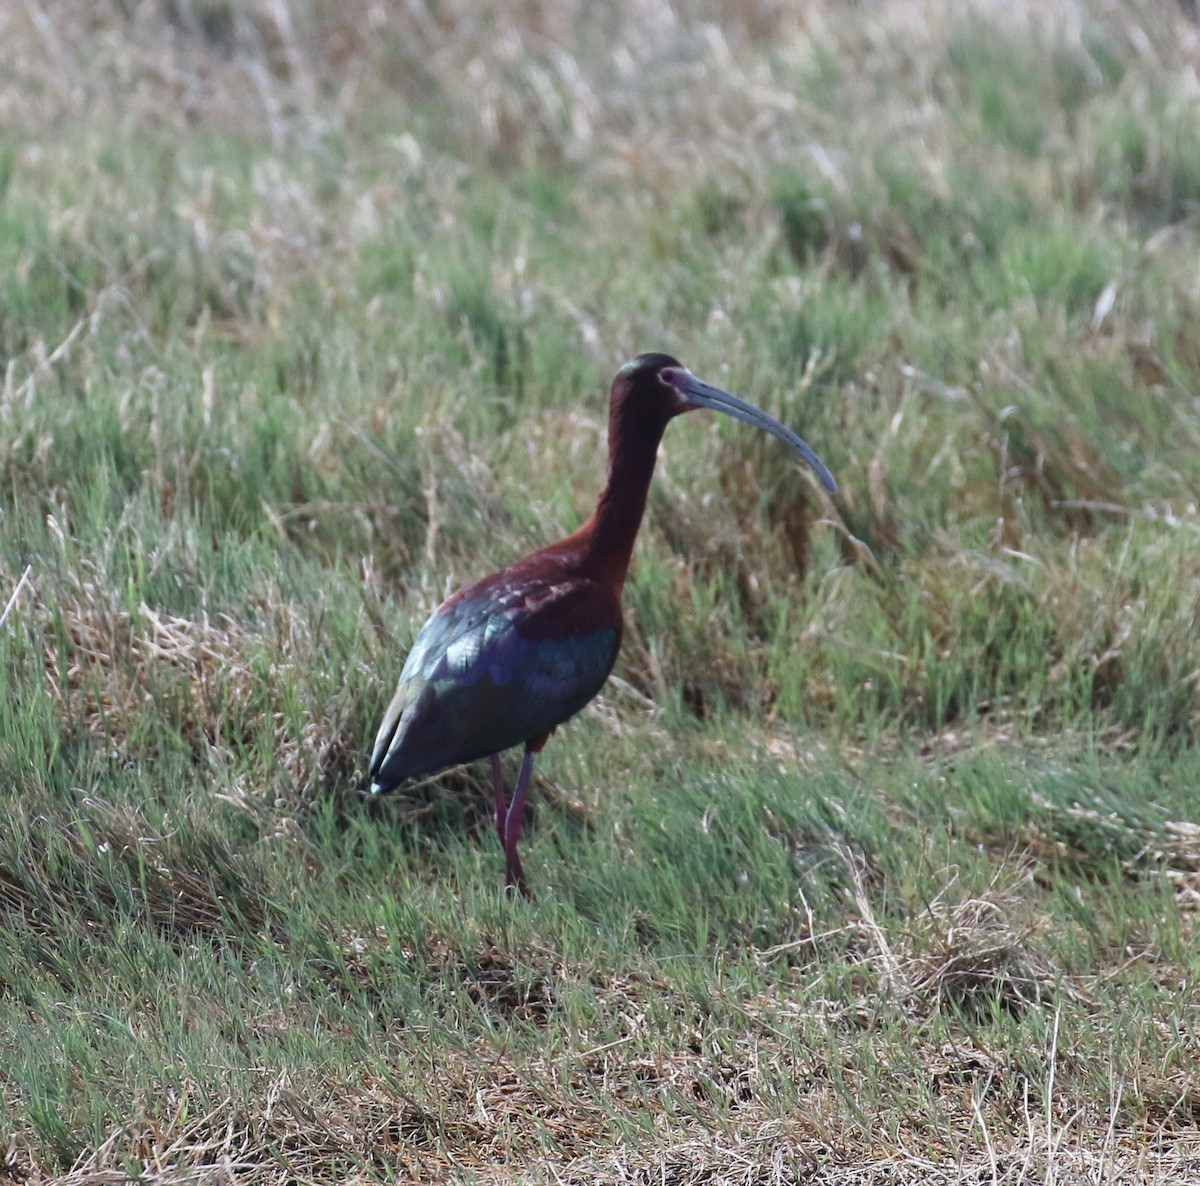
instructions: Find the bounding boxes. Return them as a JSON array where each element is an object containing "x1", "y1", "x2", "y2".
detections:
[{"x1": 368, "y1": 353, "x2": 836, "y2": 899}]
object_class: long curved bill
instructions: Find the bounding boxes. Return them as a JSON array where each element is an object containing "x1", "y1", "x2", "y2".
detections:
[{"x1": 660, "y1": 367, "x2": 837, "y2": 493}]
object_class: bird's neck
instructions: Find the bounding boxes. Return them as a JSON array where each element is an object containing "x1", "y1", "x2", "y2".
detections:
[{"x1": 578, "y1": 418, "x2": 666, "y2": 591}]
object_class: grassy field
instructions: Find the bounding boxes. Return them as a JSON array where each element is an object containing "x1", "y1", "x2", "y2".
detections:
[{"x1": 1, "y1": 0, "x2": 1199, "y2": 1181}]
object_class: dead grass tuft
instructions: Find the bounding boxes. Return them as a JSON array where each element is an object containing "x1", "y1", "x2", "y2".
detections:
[
  {"x1": 35, "y1": 569, "x2": 359, "y2": 807},
  {"x1": 908, "y1": 892, "x2": 1058, "y2": 1017},
  {"x1": 844, "y1": 854, "x2": 1061, "y2": 1019},
  {"x1": 44, "y1": 583, "x2": 256, "y2": 755},
  {"x1": 462, "y1": 942, "x2": 555, "y2": 1026}
]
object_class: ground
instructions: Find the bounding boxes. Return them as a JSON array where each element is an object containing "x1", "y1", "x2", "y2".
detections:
[{"x1": 0, "y1": 1, "x2": 1199, "y2": 1182}]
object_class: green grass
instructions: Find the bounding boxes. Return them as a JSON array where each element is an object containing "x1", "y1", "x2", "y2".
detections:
[{"x1": 1, "y1": 2, "x2": 1199, "y2": 1182}]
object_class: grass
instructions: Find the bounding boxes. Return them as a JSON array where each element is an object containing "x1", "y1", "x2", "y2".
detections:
[{"x1": 1, "y1": 0, "x2": 1199, "y2": 1181}]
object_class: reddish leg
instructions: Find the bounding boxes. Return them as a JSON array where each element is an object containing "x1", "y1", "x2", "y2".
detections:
[
  {"x1": 490, "y1": 753, "x2": 508, "y2": 847},
  {"x1": 502, "y1": 748, "x2": 538, "y2": 900}
]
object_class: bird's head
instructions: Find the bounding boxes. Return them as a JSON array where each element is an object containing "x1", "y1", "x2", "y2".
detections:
[{"x1": 610, "y1": 353, "x2": 837, "y2": 493}]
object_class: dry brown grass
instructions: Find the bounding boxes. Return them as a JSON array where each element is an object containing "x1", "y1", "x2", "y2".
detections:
[
  {"x1": 16, "y1": 541, "x2": 359, "y2": 808},
  {"x1": 14, "y1": 1034, "x2": 1200, "y2": 1186}
]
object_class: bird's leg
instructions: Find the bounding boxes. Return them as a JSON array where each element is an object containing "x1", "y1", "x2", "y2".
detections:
[
  {"x1": 490, "y1": 753, "x2": 508, "y2": 848},
  {"x1": 502, "y1": 748, "x2": 538, "y2": 900}
]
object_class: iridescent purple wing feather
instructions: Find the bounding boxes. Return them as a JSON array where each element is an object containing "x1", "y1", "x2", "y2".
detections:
[{"x1": 369, "y1": 575, "x2": 621, "y2": 791}]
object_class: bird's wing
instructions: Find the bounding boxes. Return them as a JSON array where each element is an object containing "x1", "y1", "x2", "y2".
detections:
[{"x1": 369, "y1": 576, "x2": 621, "y2": 790}]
